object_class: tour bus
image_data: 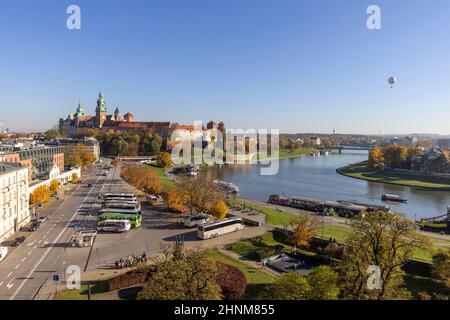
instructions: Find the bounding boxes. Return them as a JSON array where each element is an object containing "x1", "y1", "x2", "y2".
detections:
[
  {"x1": 102, "y1": 193, "x2": 137, "y2": 201},
  {"x1": 102, "y1": 202, "x2": 142, "y2": 212},
  {"x1": 97, "y1": 208, "x2": 141, "y2": 216},
  {"x1": 97, "y1": 219, "x2": 131, "y2": 233},
  {"x1": 183, "y1": 213, "x2": 210, "y2": 228},
  {"x1": 197, "y1": 217, "x2": 244, "y2": 240},
  {"x1": 97, "y1": 212, "x2": 142, "y2": 228}
]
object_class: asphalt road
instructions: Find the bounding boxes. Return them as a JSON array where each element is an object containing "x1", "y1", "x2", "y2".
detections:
[{"x1": 0, "y1": 166, "x2": 110, "y2": 300}]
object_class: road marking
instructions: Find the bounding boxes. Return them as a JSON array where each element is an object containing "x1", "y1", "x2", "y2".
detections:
[
  {"x1": 21, "y1": 257, "x2": 26, "y2": 263},
  {"x1": 0, "y1": 281, "x2": 4, "y2": 287},
  {"x1": 28, "y1": 251, "x2": 32, "y2": 256},
  {"x1": 7, "y1": 280, "x2": 14, "y2": 290},
  {"x1": 10, "y1": 175, "x2": 102, "y2": 300},
  {"x1": 14, "y1": 264, "x2": 20, "y2": 269},
  {"x1": 7, "y1": 272, "x2": 12, "y2": 278},
  {"x1": 38, "y1": 240, "x2": 42, "y2": 244},
  {"x1": 33, "y1": 245, "x2": 37, "y2": 249}
]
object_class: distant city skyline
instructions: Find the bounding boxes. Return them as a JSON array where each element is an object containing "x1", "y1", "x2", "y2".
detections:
[{"x1": 1, "y1": 0, "x2": 450, "y2": 134}]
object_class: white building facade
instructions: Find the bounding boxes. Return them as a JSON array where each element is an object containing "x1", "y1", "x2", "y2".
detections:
[{"x1": 0, "y1": 163, "x2": 30, "y2": 243}]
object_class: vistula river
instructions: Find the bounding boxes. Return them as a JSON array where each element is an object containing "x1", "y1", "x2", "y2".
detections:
[{"x1": 204, "y1": 150, "x2": 450, "y2": 220}]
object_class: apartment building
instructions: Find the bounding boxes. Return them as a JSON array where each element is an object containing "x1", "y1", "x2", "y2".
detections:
[{"x1": 0, "y1": 163, "x2": 30, "y2": 243}]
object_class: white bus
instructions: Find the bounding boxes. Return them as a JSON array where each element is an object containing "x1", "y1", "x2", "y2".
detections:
[
  {"x1": 183, "y1": 213, "x2": 209, "y2": 228},
  {"x1": 197, "y1": 217, "x2": 244, "y2": 240},
  {"x1": 97, "y1": 219, "x2": 131, "y2": 233},
  {"x1": 102, "y1": 202, "x2": 141, "y2": 212},
  {"x1": 97, "y1": 208, "x2": 141, "y2": 215},
  {"x1": 102, "y1": 193, "x2": 137, "y2": 201}
]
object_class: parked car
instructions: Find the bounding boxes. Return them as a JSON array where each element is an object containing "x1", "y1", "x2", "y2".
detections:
[
  {"x1": 37, "y1": 215, "x2": 48, "y2": 224},
  {"x1": 11, "y1": 236, "x2": 26, "y2": 247},
  {"x1": 29, "y1": 222, "x2": 40, "y2": 232},
  {"x1": 0, "y1": 247, "x2": 8, "y2": 262}
]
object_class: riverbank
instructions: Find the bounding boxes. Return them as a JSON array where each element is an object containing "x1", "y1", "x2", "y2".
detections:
[{"x1": 337, "y1": 161, "x2": 450, "y2": 190}]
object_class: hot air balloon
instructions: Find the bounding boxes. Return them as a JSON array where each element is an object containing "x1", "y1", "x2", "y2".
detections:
[{"x1": 388, "y1": 76, "x2": 396, "y2": 88}]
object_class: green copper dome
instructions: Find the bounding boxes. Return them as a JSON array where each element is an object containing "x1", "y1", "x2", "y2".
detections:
[{"x1": 76, "y1": 101, "x2": 85, "y2": 116}]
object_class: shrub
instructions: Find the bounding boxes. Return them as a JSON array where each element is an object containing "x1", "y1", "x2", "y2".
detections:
[
  {"x1": 106, "y1": 266, "x2": 154, "y2": 292},
  {"x1": 215, "y1": 263, "x2": 247, "y2": 300}
]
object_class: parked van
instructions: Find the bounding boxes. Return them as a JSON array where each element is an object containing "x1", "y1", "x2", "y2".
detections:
[
  {"x1": 0, "y1": 247, "x2": 8, "y2": 263},
  {"x1": 183, "y1": 213, "x2": 210, "y2": 228}
]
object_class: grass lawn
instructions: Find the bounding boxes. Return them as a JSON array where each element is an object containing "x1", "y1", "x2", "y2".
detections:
[
  {"x1": 315, "y1": 224, "x2": 352, "y2": 243},
  {"x1": 227, "y1": 198, "x2": 298, "y2": 226},
  {"x1": 146, "y1": 164, "x2": 176, "y2": 190},
  {"x1": 226, "y1": 232, "x2": 292, "y2": 260},
  {"x1": 337, "y1": 161, "x2": 450, "y2": 190},
  {"x1": 208, "y1": 249, "x2": 276, "y2": 299},
  {"x1": 53, "y1": 280, "x2": 109, "y2": 300}
]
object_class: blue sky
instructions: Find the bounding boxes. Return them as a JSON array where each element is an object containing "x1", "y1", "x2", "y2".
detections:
[{"x1": 1, "y1": 0, "x2": 450, "y2": 134}]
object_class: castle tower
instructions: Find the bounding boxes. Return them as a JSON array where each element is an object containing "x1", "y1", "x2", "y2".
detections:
[
  {"x1": 95, "y1": 90, "x2": 107, "y2": 128},
  {"x1": 114, "y1": 107, "x2": 122, "y2": 121}
]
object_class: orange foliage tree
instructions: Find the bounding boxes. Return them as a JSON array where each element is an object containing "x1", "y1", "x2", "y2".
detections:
[
  {"x1": 121, "y1": 165, "x2": 163, "y2": 195},
  {"x1": 49, "y1": 179, "x2": 59, "y2": 195},
  {"x1": 166, "y1": 187, "x2": 187, "y2": 213},
  {"x1": 30, "y1": 185, "x2": 51, "y2": 208},
  {"x1": 290, "y1": 214, "x2": 319, "y2": 248},
  {"x1": 71, "y1": 172, "x2": 79, "y2": 183},
  {"x1": 208, "y1": 200, "x2": 228, "y2": 220}
]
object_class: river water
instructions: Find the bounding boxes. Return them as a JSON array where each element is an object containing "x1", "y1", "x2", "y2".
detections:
[{"x1": 204, "y1": 151, "x2": 450, "y2": 220}]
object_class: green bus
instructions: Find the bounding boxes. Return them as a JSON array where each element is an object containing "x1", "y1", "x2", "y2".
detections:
[{"x1": 97, "y1": 213, "x2": 142, "y2": 229}]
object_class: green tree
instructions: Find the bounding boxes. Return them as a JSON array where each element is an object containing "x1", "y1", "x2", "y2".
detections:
[
  {"x1": 307, "y1": 265, "x2": 340, "y2": 300},
  {"x1": 431, "y1": 249, "x2": 450, "y2": 293},
  {"x1": 138, "y1": 247, "x2": 221, "y2": 300},
  {"x1": 338, "y1": 211, "x2": 429, "y2": 300},
  {"x1": 44, "y1": 129, "x2": 60, "y2": 140},
  {"x1": 265, "y1": 273, "x2": 311, "y2": 300}
]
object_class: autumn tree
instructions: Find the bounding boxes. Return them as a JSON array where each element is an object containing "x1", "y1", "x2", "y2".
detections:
[
  {"x1": 111, "y1": 158, "x2": 120, "y2": 166},
  {"x1": 49, "y1": 179, "x2": 59, "y2": 195},
  {"x1": 157, "y1": 152, "x2": 173, "y2": 168},
  {"x1": 71, "y1": 172, "x2": 79, "y2": 184},
  {"x1": 307, "y1": 265, "x2": 340, "y2": 300},
  {"x1": 289, "y1": 214, "x2": 318, "y2": 248},
  {"x1": 208, "y1": 200, "x2": 228, "y2": 219},
  {"x1": 30, "y1": 186, "x2": 51, "y2": 208},
  {"x1": 121, "y1": 165, "x2": 162, "y2": 195},
  {"x1": 338, "y1": 211, "x2": 429, "y2": 300},
  {"x1": 65, "y1": 144, "x2": 95, "y2": 168},
  {"x1": 368, "y1": 147, "x2": 384, "y2": 169},
  {"x1": 138, "y1": 246, "x2": 221, "y2": 300},
  {"x1": 166, "y1": 187, "x2": 187, "y2": 213},
  {"x1": 178, "y1": 176, "x2": 225, "y2": 214}
]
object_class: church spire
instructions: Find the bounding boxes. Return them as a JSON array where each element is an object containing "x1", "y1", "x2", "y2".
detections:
[{"x1": 96, "y1": 90, "x2": 107, "y2": 112}]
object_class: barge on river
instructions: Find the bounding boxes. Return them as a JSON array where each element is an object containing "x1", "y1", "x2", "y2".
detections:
[
  {"x1": 381, "y1": 194, "x2": 408, "y2": 203},
  {"x1": 268, "y1": 195, "x2": 390, "y2": 217}
]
